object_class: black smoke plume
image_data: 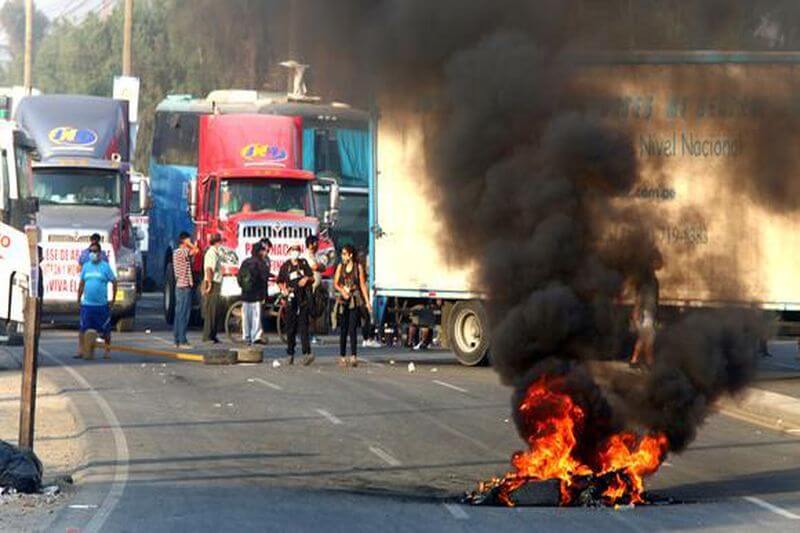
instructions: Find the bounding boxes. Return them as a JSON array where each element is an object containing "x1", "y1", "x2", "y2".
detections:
[{"x1": 291, "y1": 0, "x2": 769, "y2": 453}]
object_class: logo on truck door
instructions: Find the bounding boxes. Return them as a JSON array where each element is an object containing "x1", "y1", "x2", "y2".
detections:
[
  {"x1": 48, "y1": 127, "x2": 99, "y2": 147},
  {"x1": 240, "y1": 143, "x2": 288, "y2": 166}
]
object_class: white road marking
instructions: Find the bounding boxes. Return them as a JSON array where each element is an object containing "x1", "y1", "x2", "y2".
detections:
[
  {"x1": 68, "y1": 504, "x2": 99, "y2": 510},
  {"x1": 41, "y1": 349, "x2": 129, "y2": 533},
  {"x1": 368, "y1": 446, "x2": 401, "y2": 466},
  {"x1": 250, "y1": 377, "x2": 283, "y2": 391},
  {"x1": 743, "y1": 496, "x2": 800, "y2": 519},
  {"x1": 433, "y1": 380, "x2": 468, "y2": 393},
  {"x1": 315, "y1": 408, "x2": 343, "y2": 425},
  {"x1": 443, "y1": 503, "x2": 469, "y2": 520}
]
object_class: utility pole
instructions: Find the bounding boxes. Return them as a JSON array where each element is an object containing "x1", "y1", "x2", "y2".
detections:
[
  {"x1": 18, "y1": 227, "x2": 40, "y2": 450},
  {"x1": 23, "y1": 0, "x2": 33, "y2": 92},
  {"x1": 122, "y1": 0, "x2": 133, "y2": 76}
]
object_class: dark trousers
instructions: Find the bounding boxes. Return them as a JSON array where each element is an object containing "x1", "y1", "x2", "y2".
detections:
[
  {"x1": 340, "y1": 306, "x2": 360, "y2": 356},
  {"x1": 286, "y1": 297, "x2": 310, "y2": 355},
  {"x1": 202, "y1": 282, "x2": 221, "y2": 341}
]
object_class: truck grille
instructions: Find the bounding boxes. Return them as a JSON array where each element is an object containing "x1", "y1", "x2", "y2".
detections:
[{"x1": 241, "y1": 225, "x2": 314, "y2": 241}]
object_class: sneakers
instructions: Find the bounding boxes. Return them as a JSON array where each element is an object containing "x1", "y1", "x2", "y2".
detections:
[
  {"x1": 362, "y1": 339, "x2": 382, "y2": 348},
  {"x1": 412, "y1": 341, "x2": 427, "y2": 351},
  {"x1": 301, "y1": 353, "x2": 316, "y2": 366}
]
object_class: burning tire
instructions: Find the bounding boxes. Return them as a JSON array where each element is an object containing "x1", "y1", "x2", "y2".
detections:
[
  {"x1": 163, "y1": 262, "x2": 175, "y2": 325},
  {"x1": 448, "y1": 300, "x2": 490, "y2": 366}
]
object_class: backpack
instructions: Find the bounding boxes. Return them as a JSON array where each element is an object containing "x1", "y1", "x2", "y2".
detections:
[{"x1": 237, "y1": 260, "x2": 255, "y2": 293}]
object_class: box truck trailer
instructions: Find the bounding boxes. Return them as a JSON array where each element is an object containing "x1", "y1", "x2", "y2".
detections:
[{"x1": 371, "y1": 51, "x2": 800, "y2": 366}]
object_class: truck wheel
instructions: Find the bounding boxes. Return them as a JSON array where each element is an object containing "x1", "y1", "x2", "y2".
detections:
[
  {"x1": 164, "y1": 263, "x2": 175, "y2": 325},
  {"x1": 115, "y1": 317, "x2": 135, "y2": 332},
  {"x1": 448, "y1": 300, "x2": 490, "y2": 366}
]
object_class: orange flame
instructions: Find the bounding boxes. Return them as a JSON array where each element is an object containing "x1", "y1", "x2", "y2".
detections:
[{"x1": 493, "y1": 377, "x2": 668, "y2": 506}]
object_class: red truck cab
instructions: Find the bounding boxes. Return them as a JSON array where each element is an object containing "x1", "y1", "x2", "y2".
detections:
[{"x1": 189, "y1": 114, "x2": 334, "y2": 304}]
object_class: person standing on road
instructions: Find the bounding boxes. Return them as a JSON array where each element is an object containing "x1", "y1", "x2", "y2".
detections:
[
  {"x1": 77, "y1": 233, "x2": 108, "y2": 266},
  {"x1": 76, "y1": 242, "x2": 117, "y2": 359},
  {"x1": 238, "y1": 242, "x2": 270, "y2": 345},
  {"x1": 202, "y1": 233, "x2": 224, "y2": 344},
  {"x1": 173, "y1": 232, "x2": 198, "y2": 348},
  {"x1": 334, "y1": 245, "x2": 371, "y2": 367},
  {"x1": 277, "y1": 244, "x2": 314, "y2": 365},
  {"x1": 629, "y1": 254, "x2": 662, "y2": 369}
]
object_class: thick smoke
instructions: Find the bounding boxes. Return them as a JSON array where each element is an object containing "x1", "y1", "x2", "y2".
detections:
[{"x1": 293, "y1": 0, "x2": 770, "y2": 453}]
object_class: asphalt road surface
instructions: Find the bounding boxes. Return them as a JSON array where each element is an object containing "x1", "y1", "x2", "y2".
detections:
[{"x1": 12, "y1": 296, "x2": 800, "y2": 531}]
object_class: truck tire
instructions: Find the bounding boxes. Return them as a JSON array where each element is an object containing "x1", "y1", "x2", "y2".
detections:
[
  {"x1": 164, "y1": 263, "x2": 175, "y2": 325},
  {"x1": 448, "y1": 300, "x2": 490, "y2": 366}
]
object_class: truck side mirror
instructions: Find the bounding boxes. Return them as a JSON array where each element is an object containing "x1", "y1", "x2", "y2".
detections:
[
  {"x1": 21, "y1": 196, "x2": 38, "y2": 217},
  {"x1": 138, "y1": 178, "x2": 151, "y2": 212},
  {"x1": 187, "y1": 179, "x2": 197, "y2": 220},
  {"x1": 317, "y1": 177, "x2": 340, "y2": 227}
]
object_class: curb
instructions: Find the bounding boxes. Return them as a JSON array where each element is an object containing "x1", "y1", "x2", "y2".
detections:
[{"x1": 717, "y1": 387, "x2": 800, "y2": 433}]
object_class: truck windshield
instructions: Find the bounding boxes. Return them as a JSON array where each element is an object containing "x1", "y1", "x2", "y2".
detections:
[
  {"x1": 34, "y1": 169, "x2": 121, "y2": 207},
  {"x1": 219, "y1": 179, "x2": 314, "y2": 218}
]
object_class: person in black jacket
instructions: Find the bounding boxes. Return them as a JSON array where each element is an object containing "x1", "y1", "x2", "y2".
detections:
[
  {"x1": 238, "y1": 242, "x2": 270, "y2": 345},
  {"x1": 277, "y1": 244, "x2": 314, "y2": 365}
]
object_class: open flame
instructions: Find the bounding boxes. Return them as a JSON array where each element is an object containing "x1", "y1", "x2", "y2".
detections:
[{"x1": 485, "y1": 377, "x2": 669, "y2": 506}]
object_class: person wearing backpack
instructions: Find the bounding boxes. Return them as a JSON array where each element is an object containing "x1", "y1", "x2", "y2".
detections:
[{"x1": 238, "y1": 242, "x2": 270, "y2": 345}]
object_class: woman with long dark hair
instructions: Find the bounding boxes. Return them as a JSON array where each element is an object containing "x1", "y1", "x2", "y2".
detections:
[{"x1": 334, "y1": 244, "x2": 371, "y2": 367}]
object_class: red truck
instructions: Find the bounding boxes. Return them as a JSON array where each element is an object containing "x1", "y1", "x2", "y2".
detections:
[{"x1": 165, "y1": 113, "x2": 337, "y2": 331}]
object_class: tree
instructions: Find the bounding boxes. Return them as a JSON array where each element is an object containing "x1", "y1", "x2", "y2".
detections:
[{"x1": 0, "y1": 0, "x2": 49, "y2": 85}]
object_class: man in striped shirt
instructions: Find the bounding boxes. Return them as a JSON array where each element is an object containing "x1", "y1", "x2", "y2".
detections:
[{"x1": 173, "y1": 232, "x2": 198, "y2": 348}]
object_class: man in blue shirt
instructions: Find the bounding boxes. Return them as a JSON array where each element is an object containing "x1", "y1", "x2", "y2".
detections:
[
  {"x1": 77, "y1": 233, "x2": 108, "y2": 266},
  {"x1": 77, "y1": 242, "x2": 117, "y2": 359}
]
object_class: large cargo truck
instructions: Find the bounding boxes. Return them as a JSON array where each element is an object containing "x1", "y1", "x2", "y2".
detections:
[
  {"x1": 15, "y1": 95, "x2": 143, "y2": 330},
  {"x1": 147, "y1": 90, "x2": 368, "y2": 291},
  {"x1": 372, "y1": 51, "x2": 800, "y2": 366},
  {"x1": 161, "y1": 113, "x2": 338, "y2": 325}
]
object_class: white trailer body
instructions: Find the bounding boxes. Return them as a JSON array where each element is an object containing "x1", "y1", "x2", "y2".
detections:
[{"x1": 372, "y1": 110, "x2": 489, "y2": 365}]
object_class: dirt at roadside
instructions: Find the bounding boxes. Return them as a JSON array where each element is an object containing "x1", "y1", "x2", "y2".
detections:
[{"x1": 0, "y1": 357, "x2": 85, "y2": 532}]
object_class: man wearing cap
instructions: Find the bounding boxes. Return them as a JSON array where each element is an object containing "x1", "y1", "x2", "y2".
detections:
[
  {"x1": 78, "y1": 233, "x2": 108, "y2": 266},
  {"x1": 277, "y1": 244, "x2": 314, "y2": 365}
]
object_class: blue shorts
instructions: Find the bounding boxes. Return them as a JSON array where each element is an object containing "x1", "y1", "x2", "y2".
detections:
[{"x1": 80, "y1": 304, "x2": 111, "y2": 336}]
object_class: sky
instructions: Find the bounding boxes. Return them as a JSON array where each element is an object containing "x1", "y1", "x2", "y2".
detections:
[{"x1": 0, "y1": 0, "x2": 109, "y2": 57}]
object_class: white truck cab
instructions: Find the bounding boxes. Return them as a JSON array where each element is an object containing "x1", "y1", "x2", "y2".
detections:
[{"x1": 0, "y1": 120, "x2": 38, "y2": 341}]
